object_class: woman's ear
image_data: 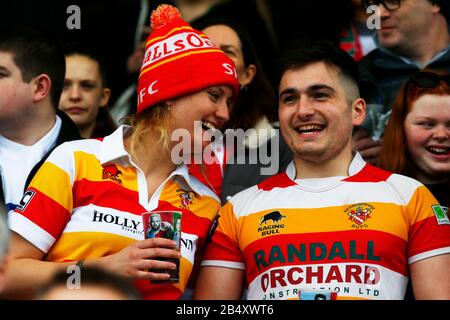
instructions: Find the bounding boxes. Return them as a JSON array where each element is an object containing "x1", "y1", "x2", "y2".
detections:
[
  {"x1": 239, "y1": 64, "x2": 256, "y2": 87},
  {"x1": 99, "y1": 88, "x2": 111, "y2": 108}
]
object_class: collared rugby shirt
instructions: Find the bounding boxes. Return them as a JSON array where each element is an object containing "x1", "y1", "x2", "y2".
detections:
[
  {"x1": 9, "y1": 126, "x2": 220, "y2": 299},
  {"x1": 201, "y1": 153, "x2": 450, "y2": 300}
]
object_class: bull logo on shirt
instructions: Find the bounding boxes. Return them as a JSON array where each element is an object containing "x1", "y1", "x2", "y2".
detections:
[
  {"x1": 258, "y1": 211, "x2": 287, "y2": 237},
  {"x1": 345, "y1": 203, "x2": 374, "y2": 228},
  {"x1": 177, "y1": 189, "x2": 195, "y2": 209},
  {"x1": 260, "y1": 211, "x2": 286, "y2": 225},
  {"x1": 102, "y1": 164, "x2": 123, "y2": 185}
]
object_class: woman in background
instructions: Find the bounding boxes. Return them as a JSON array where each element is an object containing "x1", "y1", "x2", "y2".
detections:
[
  {"x1": 59, "y1": 45, "x2": 116, "y2": 138},
  {"x1": 190, "y1": 15, "x2": 292, "y2": 202},
  {"x1": 379, "y1": 70, "x2": 450, "y2": 207}
]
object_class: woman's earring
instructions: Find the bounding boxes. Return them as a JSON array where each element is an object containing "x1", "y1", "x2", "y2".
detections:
[
  {"x1": 167, "y1": 103, "x2": 172, "y2": 111},
  {"x1": 240, "y1": 85, "x2": 248, "y2": 93}
]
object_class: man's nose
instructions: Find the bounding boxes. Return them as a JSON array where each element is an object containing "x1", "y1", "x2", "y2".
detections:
[{"x1": 295, "y1": 97, "x2": 315, "y2": 120}]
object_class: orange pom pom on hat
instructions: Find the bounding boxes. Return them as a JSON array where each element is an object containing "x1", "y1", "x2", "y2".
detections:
[{"x1": 137, "y1": 4, "x2": 239, "y2": 114}]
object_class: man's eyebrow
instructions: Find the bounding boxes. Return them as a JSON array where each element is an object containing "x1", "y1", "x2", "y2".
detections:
[
  {"x1": 279, "y1": 84, "x2": 336, "y2": 98},
  {"x1": 279, "y1": 88, "x2": 298, "y2": 98},
  {"x1": 306, "y1": 84, "x2": 335, "y2": 93}
]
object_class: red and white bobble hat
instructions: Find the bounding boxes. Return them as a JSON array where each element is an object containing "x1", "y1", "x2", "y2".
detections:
[{"x1": 137, "y1": 4, "x2": 239, "y2": 114}]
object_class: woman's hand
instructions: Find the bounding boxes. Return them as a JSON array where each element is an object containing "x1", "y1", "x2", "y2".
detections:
[{"x1": 98, "y1": 238, "x2": 181, "y2": 281}]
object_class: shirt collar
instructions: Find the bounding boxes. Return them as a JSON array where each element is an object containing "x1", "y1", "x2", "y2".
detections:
[
  {"x1": 99, "y1": 125, "x2": 132, "y2": 166},
  {"x1": 169, "y1": 164, "x2": 206, "y2": 197},
  {"x1": 99, "y1": 125, "x2": 205, "y2": 197},
  {"x1": 286, "y1": 152, "x2": 367, "y2": 180}
]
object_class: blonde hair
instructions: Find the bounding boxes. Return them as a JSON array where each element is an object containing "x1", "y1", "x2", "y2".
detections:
[{"x1": 129, "y1": 105, "x2": 171, "y2": 156}]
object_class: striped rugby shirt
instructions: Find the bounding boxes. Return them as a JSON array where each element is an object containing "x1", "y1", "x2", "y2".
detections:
[
  {"x1": 9, "y1": 126, "x2": 220, "y2": 299},
  {"x1": 201, "y1": 153, "x2": 450, "y2": 300}
]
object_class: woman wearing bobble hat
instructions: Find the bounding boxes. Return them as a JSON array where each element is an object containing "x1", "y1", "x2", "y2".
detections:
[{"x1": 5, "y1": 4, "x2": 238, "y2": 299}]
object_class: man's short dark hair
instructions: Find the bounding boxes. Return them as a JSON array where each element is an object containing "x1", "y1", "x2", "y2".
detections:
[
  {"x1": 35, "y1": 266, "x2": 141, "y2": 300},
  {"x1": 0, "y1": 27, "x2": 65, "y2": 109},
  {"x1": 278, "y1": 39, "x2": 361, "y2": 101}
]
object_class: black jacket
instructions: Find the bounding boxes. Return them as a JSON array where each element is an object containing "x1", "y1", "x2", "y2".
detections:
[
  {"x1": 0, "y1": 110, "x2": 80, "y2": 205},
  {"x1": 220, "y1": 129, "x2": 292, "y2": 204}
]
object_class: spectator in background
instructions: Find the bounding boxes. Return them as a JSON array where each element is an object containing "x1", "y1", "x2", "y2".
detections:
[
  {"x1": 340, "y1": 0, "x2": 377, "y2": 61},
  {"x1": 59, "y1": 45, "x2": 116, "y2": 138},
  {"x1": 35, "y1": 267, "x2": 141, "y2": 300},
  {"x1": 0, "y1": 202, "x2": 9, "y2": 294},
  {"x1": 355, "y1": 0, "x2": 450, "y2": 163},
  {"x1": 4, "y1": 5, "x2": 238, "y2": 300},
  {"x1": 0, "y1": 28, "x2": 80, "y2": 213},
  {"x1": 379, "y1": 70, "x2": 450, "y2": 208},
  {"x1": 189, "y1": 16, "x2": 291, "y2": 201}
]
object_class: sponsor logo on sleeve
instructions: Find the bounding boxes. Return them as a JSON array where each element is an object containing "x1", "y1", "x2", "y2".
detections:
[
  {"x1": 432, "y1": 205, "x2": 450, "y2": 225},
  {"x1": 16, "y1": 190, "x2": 36, "y2": 212}
]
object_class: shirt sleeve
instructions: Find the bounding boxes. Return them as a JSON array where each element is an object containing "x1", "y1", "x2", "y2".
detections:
[
  {"x1": 406, "y1": 185, "x2": 450, "y2": 264},
  {"x1": 200, "y1": 201, "x2": 245, "y2": 270},
  {"x1": 8, "y1": 143, "x2": 75, "y2": 253}
]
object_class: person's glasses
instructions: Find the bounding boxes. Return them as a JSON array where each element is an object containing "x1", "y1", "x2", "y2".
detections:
[
  {"x1": 363, "y1": 0, "x2": 402, "y2": 11},
  {"x1": 402, "y1": 71, "x2": 450, "y2": 115}
]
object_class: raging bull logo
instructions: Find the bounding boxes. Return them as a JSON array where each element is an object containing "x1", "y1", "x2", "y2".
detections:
[
  {"x1": 258, "y1": 211, "x2": 287, "y2": 236},
  {"x1": 102, "y1": 164, "x2": 123, "y2": 185},
  {"x1": 260, "y1": 211, "x2": 286, "y2": 225}
]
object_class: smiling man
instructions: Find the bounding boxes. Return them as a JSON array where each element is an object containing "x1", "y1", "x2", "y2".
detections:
[{"x1": 194, "y1": 41, "x2": 450, "y2": 300}]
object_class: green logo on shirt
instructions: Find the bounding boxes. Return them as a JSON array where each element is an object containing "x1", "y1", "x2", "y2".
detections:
[{"x1": 432, "y1": 205, "x2": 450, "y2": 225}]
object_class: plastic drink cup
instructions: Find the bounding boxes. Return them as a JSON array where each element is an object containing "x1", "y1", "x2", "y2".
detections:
[{"x1": 142, "y1": 210, "x2": 182, "y2": 283}]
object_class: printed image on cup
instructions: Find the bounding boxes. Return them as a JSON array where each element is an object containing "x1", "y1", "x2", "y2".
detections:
[{"x1": 142, "y1": 211, "x2": 182, "y2": 283}]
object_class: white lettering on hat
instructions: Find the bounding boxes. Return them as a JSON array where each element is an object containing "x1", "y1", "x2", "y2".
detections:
[
  {"x1": 139, "y1": 88, "x2": 146, "y2": 104},
  {"x1": 142, "y1": 32, "x2": 216, "y2": 68},
  {"x1": 148, "y1": 80, "x2": 159, "y2": 95},
  {"x1": 223, "y1": 63, "x2": 238, "y2": 78}
]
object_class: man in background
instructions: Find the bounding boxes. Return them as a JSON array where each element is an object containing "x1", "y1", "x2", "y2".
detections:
[
  {"x1": 355, "y1": 0, "x2": 450, "y2": 163},
  {"x1": 0, "y1": 28, "x2": 80, "y2": 212}
]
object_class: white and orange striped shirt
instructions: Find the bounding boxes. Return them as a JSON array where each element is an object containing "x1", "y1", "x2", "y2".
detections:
[
  {"x1": 9, "y1": 126, "x2": 220, "y2": 299},
  {"x1": 201, "y1": 153, "x2": 450, "y2": 300}
]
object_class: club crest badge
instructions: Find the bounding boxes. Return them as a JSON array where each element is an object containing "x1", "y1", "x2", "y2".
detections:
[
  {"x1": 177, "y1": 189, "x2": 196, "y2": 209},
  {"x1": 345, "y1": 203, "x2": 374, "y2": 228}
]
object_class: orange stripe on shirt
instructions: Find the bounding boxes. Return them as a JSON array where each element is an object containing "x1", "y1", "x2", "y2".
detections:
[
  {"x1": 236, "y1": 203, "x2": 410, "y2": 251},
  {"x1": 28, "y1": 161, "x2": 72, "y2": 213},
  {"x1": 74, "y1": 151, "x2": 138, "y2": 192}
]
